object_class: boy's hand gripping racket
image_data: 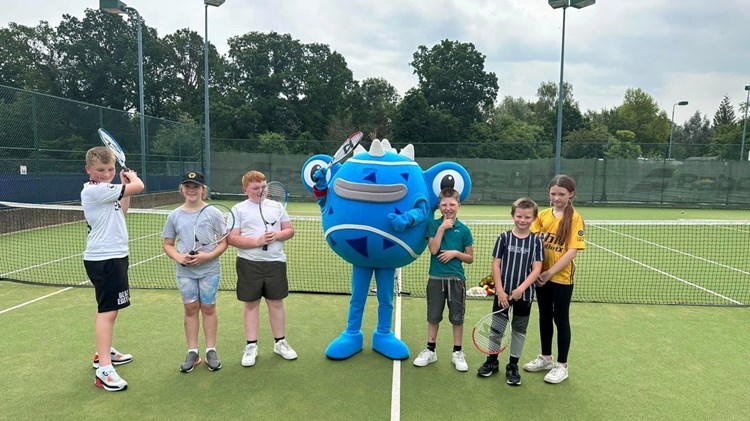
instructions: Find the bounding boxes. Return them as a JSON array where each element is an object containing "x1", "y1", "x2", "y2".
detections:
[
  {"x1": 97, "y1": 128, "x2": 129, "y2": 172},
  {"x1": 258, "y1": 181, "x2": 289, "y2": 250},
  {"x1": 181, "y1": 204, "x2": 235, "y2": 266},
  {"x1": 472, "y1": 307, "x2": 512, "y2": 355}
]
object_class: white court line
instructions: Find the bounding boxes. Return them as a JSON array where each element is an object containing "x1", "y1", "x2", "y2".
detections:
[
  {"x1": 589, "y1": 241, "x2": 744, "y2": 305},
  {"x1": 391, "y1": 268, "x2": 404, "y2": 421},
  {"x1": 0, "y1": 248, "x2": 167, "y2": 316},
  {"x1": 592, "y1": 225, "x2": 750, "y2": 276}
]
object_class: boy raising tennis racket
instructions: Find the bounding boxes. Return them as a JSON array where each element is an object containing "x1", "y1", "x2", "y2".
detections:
[
  {"x1": 523, "y1": 175, "x2": 586, "y2": 384},
  {"x1": 82, "y1": 146, "x2": 143, "y2": 392},
  {"x1": 413, "y1": 188, "x2": 474, "y2": 372},
  {"x1": 227, "y1": 170, "x2": 297, "y2": 367},
  {"x1": 163, "y1": 171, "x2": 228, "y2": 373},
  {"x1": 477, "y1": 198, "x2": 544, "y2": 385}
]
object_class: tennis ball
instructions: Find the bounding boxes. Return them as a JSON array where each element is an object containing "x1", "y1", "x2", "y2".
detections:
[{"x1": 680, "y1": 211, "x2": 684, "y2": 214}]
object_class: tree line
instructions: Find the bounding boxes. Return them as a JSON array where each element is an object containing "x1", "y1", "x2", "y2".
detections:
[{"x1": 1, "y1": 8, "x2": 748, "y2": 160}]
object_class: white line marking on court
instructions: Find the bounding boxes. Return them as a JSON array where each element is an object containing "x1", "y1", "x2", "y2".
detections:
[
  {"x1": 589, "y1": 241, "x2": 744, "y2": 305},
  {"x1": 391, "y1": 268, "x2": 403, "y2": 421},
  {"x1": 0, "y1": 286, "x2": 74, "y2": 315},
  {"x1": 593, "y1": 225, "x2": 749, "y2": 275}
]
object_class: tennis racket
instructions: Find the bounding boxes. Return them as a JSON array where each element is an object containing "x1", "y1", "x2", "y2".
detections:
[
  {"x1": 327, "y1": 131, "x2": 363, "y2": 169},
  {"x1": 97, "y1": 128, "x2": 129, "y2": 172},
  {"x1": 259, "y1": 181, "x2": 289, "y2": 251},
  {"x1": 189, "y1": 203, "x2": 235, "y2": 256},
  {"x1": 472, "y1": 307, "x2": 512, "y2": 355}
]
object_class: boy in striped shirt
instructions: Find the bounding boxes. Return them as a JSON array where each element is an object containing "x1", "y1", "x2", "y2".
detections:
[{"x1": 476, "y1": 198, "x2": 544, "y2": 385}]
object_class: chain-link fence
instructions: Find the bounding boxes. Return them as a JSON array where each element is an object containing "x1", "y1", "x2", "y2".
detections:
[{"x1": 0, "y1": 85, "x2": 201, "y2": 203}]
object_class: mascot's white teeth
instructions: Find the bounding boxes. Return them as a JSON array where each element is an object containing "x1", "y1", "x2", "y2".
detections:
[
  {"x1": 369, "y1": 140, "x2": 385, "y2": 157},
  {"x1": 399, "y1": 144, "x2": 415, "y2": 161}
]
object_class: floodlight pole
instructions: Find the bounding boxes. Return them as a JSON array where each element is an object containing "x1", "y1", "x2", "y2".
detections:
[
  {"x1": 741, "y1": 85, "x2": 750, "y2": 161},
  {"x1": 668, "y1": 101, "x2": 688, "y2": 160},
  {"x1": 204, "y1": 0, "x2": 226, "y2": 193},
  {"x1": 99, "y1": 0, "x2": 146, "y2": 189},
  {"x1": 549, "y1": 0, "x2": 595, "y2": 175}
]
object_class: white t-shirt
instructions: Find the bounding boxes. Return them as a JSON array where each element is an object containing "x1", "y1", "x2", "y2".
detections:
[
  {"x1": 163, "y1": 207, "x2": 222, "y2": 277},
  {"x1": 231, "y1": 199, "x2": 290, "y2": 262},
  {"x1": 81, "y1": 182, "x2": 128, "y2": 261}
]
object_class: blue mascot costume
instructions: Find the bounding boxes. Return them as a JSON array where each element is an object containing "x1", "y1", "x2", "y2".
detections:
[{"x1": 301, "y1": 139, "x2": 471, "y2": 360}]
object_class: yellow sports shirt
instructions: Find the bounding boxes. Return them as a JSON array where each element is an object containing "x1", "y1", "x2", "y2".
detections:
[{"x1": 531, "y1": 208, "x2": 586, "y2": 285}]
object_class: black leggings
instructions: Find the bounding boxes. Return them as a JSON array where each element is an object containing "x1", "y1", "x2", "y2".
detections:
[{"x1": 535, "y1": 281, "x2": 574, "y2": 363}]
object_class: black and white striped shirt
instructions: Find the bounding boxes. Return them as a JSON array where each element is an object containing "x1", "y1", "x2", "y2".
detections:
[{"x1": 491, "y1": 230, "x2": 544, "y2": 302}]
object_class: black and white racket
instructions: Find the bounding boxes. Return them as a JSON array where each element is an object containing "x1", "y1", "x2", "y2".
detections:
[
  {"x1": 189, "y1": 204, "x2": 235, "y2": 256},
  {"x1": 472, "y1": 307, "x2": 512, "y2": 355},
  {"x1": 327, "y1": 131, "x2": 363, "y2": 169},
  {"x1": 97, "y1": 128, "x2": 129, "y2": 172},
  {"x1": 258, "y1": 181, "x2": 289, "y2": 251}
]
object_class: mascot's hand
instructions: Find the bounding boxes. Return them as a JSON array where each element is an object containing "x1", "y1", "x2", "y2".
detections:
[
  {"x1": 312, "y1": 167, "x2": 328, "y2": 191},
  {"x1": 388, "y1": 208, "x2": 423, "y2": 232}
]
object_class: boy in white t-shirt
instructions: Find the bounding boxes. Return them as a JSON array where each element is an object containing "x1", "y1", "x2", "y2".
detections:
[
  {"x1": 227, "y1": 170, "x2": 297, "y2": 367},
  {"x1": 81, "y1": 146, "x2": 143, "y2": 392}
]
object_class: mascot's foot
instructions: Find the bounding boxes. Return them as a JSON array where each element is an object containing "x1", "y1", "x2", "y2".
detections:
[
  {"x1": 325, "y1": 331, "x2": 364, "y2": 360},
  {"x1": 372, "y1": 330, "x2": 410, "y2": 360}
]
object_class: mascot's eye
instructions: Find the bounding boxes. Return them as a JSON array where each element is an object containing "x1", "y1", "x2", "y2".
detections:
[
  {"x1": 432, "y1": 169, "x2": 466, "y2": 196},
  {"x1": 302, "y1": 158, "x2": 330, "y2": 188}
]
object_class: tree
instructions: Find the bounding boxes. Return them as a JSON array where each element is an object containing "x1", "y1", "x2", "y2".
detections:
[
  {"x1": 391, "y1": 89, "x2": 461, "y2": 157},
  {"x1": 605, "y1": 130, "x2": 642, "y2": 159},
  {"x1": 0, "y1": 22, "x2": 59, "y2": 92},
  {"x1": 348, "y1": 77, "x2": 400, "y2": 140},
  {"x1": 713, "y1": 95, "x2": 736, "y2": 128},
  {"x1": 531, "y1": 81, "x2": 583, "y2": 146},
  {"x1": 562, "y1": 125, "x2": 614, "y2": 159},
  {"x1": 673, "y1": 111, "x2": 712, "y2": 158},
  {"x1": 410, "y1": 39, "x2": 498, "y2": 125},
  {"x1": 616, "y1": 88, "x2": 670, "y2": 157}
]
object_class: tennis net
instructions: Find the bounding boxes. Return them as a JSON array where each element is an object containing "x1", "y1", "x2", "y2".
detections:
[{"x1": 1, "y1": 201, "x2": 748, "y2": 306}]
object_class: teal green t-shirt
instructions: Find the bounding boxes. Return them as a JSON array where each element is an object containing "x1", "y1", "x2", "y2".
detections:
[{"x1": 425, "y1": 217, "x2": 473, "y2": 278}]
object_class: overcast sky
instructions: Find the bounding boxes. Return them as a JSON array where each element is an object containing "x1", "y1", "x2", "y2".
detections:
[{"x1": 4, "y1": 1, "x2": 749, "y2": 124}]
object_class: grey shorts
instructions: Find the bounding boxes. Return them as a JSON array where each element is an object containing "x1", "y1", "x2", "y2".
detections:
[
  {"x1": 236, "y1": 258, "x2": 289, "y2": 302},
  {"x1": 426, "y1": 276, "x2": 466, "y2": 325}
]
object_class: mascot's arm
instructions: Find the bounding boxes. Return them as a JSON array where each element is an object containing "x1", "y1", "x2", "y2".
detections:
[
  {"x1": 388, "y1": 199, "x2": 429, "y2": 232},
  {"x1": 312, "y1": 167, "x2": 328, "y2": 207}
]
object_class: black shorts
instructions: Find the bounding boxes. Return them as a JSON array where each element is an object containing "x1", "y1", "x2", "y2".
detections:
[
  {"x1": 236, "y1": 258, "x2": 289, "y2": 302},
  {"x1": 84, "y1": 257, "x2": 131, "y2": 313}
]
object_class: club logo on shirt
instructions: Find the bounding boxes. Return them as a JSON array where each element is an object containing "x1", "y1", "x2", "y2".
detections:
[{"x1": 108, "y1": 184, "x2": 117, "y2": 190}]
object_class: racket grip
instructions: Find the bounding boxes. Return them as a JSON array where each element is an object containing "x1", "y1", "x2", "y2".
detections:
[{"x1": 262, "y1": 245, "x2": 268, "y2": 251}]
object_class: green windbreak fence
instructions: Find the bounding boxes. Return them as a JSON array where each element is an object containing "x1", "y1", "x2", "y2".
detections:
[{"x1": 2, "y1": 84, "x2": 749, "y2": 207}]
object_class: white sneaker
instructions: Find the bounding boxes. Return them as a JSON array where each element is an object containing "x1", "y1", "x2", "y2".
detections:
[
  {"x1": 93, "y1": 347, "x2": 133, "y2": 368},
  {"x1": 241, "y1": 343, "x2": 258, "y2": 367},
  {"x1": 273, "y1": 339, "x2": 298, "y2": 360},
  {"x1": 451, "y1": 350, "x2": 469, "y2": 372},
  {"x1": 544, "y1": 363, "x2": 569, "y2": 384},
  {"x1": 523, "y1": 355, "x2": 555, "y2": 372},
  {"x1": 95, "y1": 367, "x2": 128, "y2": 392},
  {"x1": 413, "y1": 349, "x2": 437, "y2": 367}
]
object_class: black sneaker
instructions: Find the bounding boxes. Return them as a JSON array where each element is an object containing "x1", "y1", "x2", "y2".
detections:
[
  {"x1": 506, "y1": 363, "x2": 521, "y2": 385},
  {"x1": 476, "y1": 358, "x2": 499, "y2": 377}
]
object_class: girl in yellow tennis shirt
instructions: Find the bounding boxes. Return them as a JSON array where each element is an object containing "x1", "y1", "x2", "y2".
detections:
[{"x1": 523, "y1": 175, "x2": 585, "y2": 384}]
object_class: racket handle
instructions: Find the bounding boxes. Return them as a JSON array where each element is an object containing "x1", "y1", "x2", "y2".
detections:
[{"x1": 262, "y1": 245, "x2": 268, "y2": 251}]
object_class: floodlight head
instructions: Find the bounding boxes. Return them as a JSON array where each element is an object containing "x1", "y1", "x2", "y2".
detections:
[
  {"x1": 548, "y1": 0, "x2": 567, "y2": 9},
  {"x1": 204, "y1": 0, "x2": 226, "y2": 6},
  {"x1": 99, "y1": 0, "x2": 127, "y2": 14},
  {"x1": 745, "y1": 85, "x2": 750, "y2": 91},
  {"x1": 677, "y1": 101, "x2": 689, "y2": 106},
  {"x1": 570, "y1": 0, "x2": 596, "y2": 9}
]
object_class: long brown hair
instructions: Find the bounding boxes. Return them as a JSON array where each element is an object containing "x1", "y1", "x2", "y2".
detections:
[{"x1": 549, "y1": 175, "x2": 577, "y2": 246}]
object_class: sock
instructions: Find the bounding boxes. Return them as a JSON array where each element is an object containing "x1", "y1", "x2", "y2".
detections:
[
  {"x1": 453, "y1": 345, "x2": 462, "y2": 352},
  {"x1": 486, "y1": 354, "x2": 498, "y2": 362},
  {"x1": 188, "y1": 348, "x2": 199, "y2": 355},
  {"x1": 205, "y1": 347, "x2": 215, "y2": 353},
  {"x1": 427, "y1": 342, "x2": 436, "y2": 352},
  {"x1": 97, "y1": 364, "x2": 114, "y2": 374},
  {"x1": 510, "y1": 356, "x2": 519, "y2": 365},
  {"x1": 274, "y1": 337, "x2": 285, "y2": 343},
  {"x1": 247, "y1": 340, "x2": 257, "y2": 345}
]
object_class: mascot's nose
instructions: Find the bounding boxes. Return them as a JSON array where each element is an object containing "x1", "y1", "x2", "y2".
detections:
[{"x1": 333, "y1": 179, "x2": 407, "y2": 203}]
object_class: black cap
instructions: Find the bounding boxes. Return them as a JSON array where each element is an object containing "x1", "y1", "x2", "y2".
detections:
[{"x1": 181, "y1": 171, "x2": 206, "y2": 186}]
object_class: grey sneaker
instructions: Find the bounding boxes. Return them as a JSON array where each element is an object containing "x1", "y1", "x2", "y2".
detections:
[
  {"x1": 179, "y1": 351, "x2": 201, "y2": 373},
  {"x1": 206, "y1": 349, "x2": 222, "y2": 371}
]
